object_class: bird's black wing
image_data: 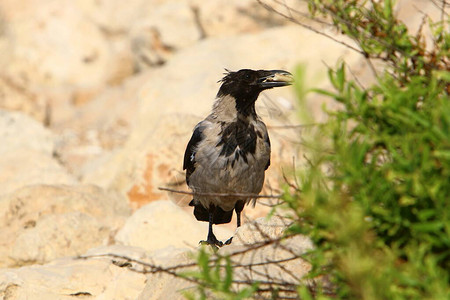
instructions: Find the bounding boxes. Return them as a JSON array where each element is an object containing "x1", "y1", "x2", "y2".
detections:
[
  {"x1": 264, "y1": 132, "x2": 271, "y2": 170},
  {"x1": 183, "y1": 123, "x2": 204, "y2": 184}
]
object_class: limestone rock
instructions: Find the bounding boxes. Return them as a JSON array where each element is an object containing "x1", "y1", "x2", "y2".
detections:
[
  {"x1": 138, "y1": 216, "x2": 314, "y2": 299},
  {"x1": 232, "y1": 216, "x2": 296, "y2": 245},
  {"x1": 115, "y1": 200, "x2": 233, "y2": 250},
  {"x1": 137, "y1": 255, "x2": 195, "y2": 300},
  {"x1": 130, "y1": 2, "x2": 199, "y2": 68},
  {"x1": 0, "y1": 0, "x2": 113, "y2": 88},
  {"x1": 0, "y1": 110, "x2": 75, "y2": 196},
  {"x1": 0, "y1": 214, "x2": 313, "y2": 300},
  {"x1": 0, "y1": 76, "x2": 49, "y2": 123},
  {"x1": 190, "y1": 0, "x2": 289, "y2": 37},
  {"x1": 0, "y1": 255, "x2": 146, "y2": 300},
  {"x1": 129, "y1": 0, "x2": 289, "y2": 69},
  {"x1": 0, "y1": 184, "x2": 131, "y2": 267},
  {"x1": 51, "y1": 72, "x2": 148, "y2": 177},
  {"x1": 0, "y1": 110, "x2": 54, "y2": 155},
  {"x1": 10, "y1": 212, "x2": 109, "y2": 266}
]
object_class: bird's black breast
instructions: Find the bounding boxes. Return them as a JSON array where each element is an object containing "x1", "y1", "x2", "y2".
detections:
[{"x1": 216, "y1": 119, "x2": 257, "y2": 163}]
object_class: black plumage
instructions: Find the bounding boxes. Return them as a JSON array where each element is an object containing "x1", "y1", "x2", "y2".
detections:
[
  {"x1": 183, "y1": 125, "x2": 204, "y2": 185},
  {"x1": 183, "y1": 69, "x2": 293, "y2": 246}
]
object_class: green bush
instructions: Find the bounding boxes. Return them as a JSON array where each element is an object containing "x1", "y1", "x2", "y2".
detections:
[{"x1": 285, "y1": 0, "x2": 449, "y2": 299}]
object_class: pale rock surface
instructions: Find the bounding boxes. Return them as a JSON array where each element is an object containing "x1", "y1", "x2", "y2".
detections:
[
  {"x1": 0, "y1": 214, "x2": 313, "y2": 300},
  {"x1": 232, "y1": 215, "x2": 298, "y2": 245},
  {"x1": 137, "y1": 251, "x2": 197, "y2": 300},
  {"x1": 10, "y1": 212, "x2": 109, "y2": 266},
  {"x1": 0, "y1": 150, "x2": 76, "y2": 197},
  {"x1": 115, "y1": 200, "x2": 233, "y2": 250},
  {"x1": 0, "y1": 110, "x2": 54, "y2": 155},
  {"x1": 138, "y1": 216, "x2": 314, "y2": 299},
  {"x1": 190, "y1": 0, "x2": 289, "y2": 37},
  {"x1": 0, "y1": 254, "x2": 146, "y2": 300},
  {"x1": 129, "y1": 2, "x2": 199, "y2": 68},
  {"x1": 0, "y1": 76, "x2": 49, "y2": 123},
  {"x1": 0, "y1": 110, "x2": 75, "y2": 196},
  {"x1": 0, "y1": 184, "x2": 131, "y2": 267},
  {"x1": 0, "y1": 0, "x2": 113, "y2": 88},
  {"x1": 51, "y1": 72, "x2": 148, "y2": 176},
  {"x1": 224, "y1": 216, "x2": 314, "y2": 286},
  {"x1": 140, "y1": 217, "x2": 312, "y2": 299},
  {"x1": 77, "y1": 0, "x2": 289, "y2": 69},
  {"x1": 0, "y1": 0, "x2": 135, "y2": 123}
]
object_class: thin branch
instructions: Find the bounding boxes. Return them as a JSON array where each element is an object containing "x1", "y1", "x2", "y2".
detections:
[
  {"x1": 158, "y1": 186, "x2": 282, "y2": 199},
  {"x1": 256, "y1": 0, "x2": 365, "y2": 55},
  {"x1": 267, "y1": 123, "x2": 320, "y2": 129},
  {"x1": 271, "y1": 0, "x2": 333, "y2": 27}
]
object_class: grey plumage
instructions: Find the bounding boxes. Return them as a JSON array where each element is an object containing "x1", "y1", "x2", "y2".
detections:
[{"x1": 183, "y1": 69, "x2": 293, "y2": 246}]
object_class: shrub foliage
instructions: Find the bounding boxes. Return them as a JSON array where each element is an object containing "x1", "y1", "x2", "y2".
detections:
[{"x1": 285, "y1": 0, "x2": 449, "y2": 299}]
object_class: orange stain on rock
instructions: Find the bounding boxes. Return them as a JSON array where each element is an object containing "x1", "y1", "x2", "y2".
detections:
[{"x1": 127, "y1": 154, "x2": 163, "y2": 208}]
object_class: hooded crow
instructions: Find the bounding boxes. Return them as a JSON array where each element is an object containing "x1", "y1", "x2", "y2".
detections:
[{"x1": 183, "y1": 69, "x2": 293, "y2": 246}]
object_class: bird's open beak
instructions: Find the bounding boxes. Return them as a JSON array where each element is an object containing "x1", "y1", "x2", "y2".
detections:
[{"x1": 258, "y1": 70, "x2": 294, "y2": 88}]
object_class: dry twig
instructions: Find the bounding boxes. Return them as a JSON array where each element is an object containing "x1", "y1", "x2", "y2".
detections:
[{"x1": 158, "y1": 186, "x2": 282, "y2": 199}]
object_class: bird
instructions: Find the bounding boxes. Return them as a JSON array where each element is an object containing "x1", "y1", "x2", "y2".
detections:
[{"x1": 183, "y1": 69, "x2": 293, "y2": 247}]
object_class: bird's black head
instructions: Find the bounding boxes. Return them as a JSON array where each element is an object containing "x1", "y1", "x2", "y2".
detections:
[{"x1": 217, "y1": 69, "x2": 293, "y2": 116}]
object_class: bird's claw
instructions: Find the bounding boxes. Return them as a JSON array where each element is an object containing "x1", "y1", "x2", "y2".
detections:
[
  {"x1": 224, "y1": 237, "x2": 233, "y2": 245},
  {"x1": 199, "y1": 240, "x2": 220, "y2": 251},
  {"x1": 199, "y1": 235, "x2": 223, "y2": 248}
]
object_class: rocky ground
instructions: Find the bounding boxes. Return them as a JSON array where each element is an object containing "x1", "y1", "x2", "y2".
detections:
[{"x1": 0, "y1": 0, "x2": 438, "y2": 299}]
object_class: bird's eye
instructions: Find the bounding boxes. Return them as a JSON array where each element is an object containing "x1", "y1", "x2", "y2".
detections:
[{"x1": 244, "y1": 74, "x2": 251, "y2": 80}]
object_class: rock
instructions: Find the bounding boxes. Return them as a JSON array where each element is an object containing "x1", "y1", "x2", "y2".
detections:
[
  {"x1": 76, "y1": 0, "x2": 156, "y2": 33},
  {"x1": 10, "y1": 212, "x2": 109, "y2": 266},
  {"x1": 0, "y1": 255, "x2": 146, "y2": 300},
  {"x1": 137, "y1": 216, "x2": 314, "y2": 299},
  {"x1": 115, "y1": 200, "x2": 233, "y2": 250},
  {"x1": 226, "y1": 217, "x2": 314, "y2": 291},
  {"x1": 0, "y1": 0, "x2": 114, "y2": 88},
  {"x1": 78, "y1": 0, "x2": 289, "y2": 69},
  {"x1": 0, "y1": 110, "x2": 76, "y2": 196},
  {"x1": 0, "y1": 76, "x2": 49, "y2": 124},
  {"x1": 0, "y1": 151, "x2": 76, "y2": 197},
  {"x1": 129, "y1": 2, "x2": 199, "y2": 68},
  {"x1": 217, "y1": 218, "x2": 313, "y2": 298},
  {"x1": 232, "y1": 216, "x2": 303, "y2": 246},
  {"x1": 0, "y1": 0, "x2": 136, "y2": 126},
  {"x1": 191, "y1": 0, "x2": 289, "y2": 37},
  {"x1": 0, "y1": 110, "x2": 54, "y2": 155},
  {"x1": 51, "y1": 72, "x2": 148, "y2": 177},
  {"x1": 0, "y1": 215, "x2": 312, "y2": 300},
  {"x1": 0, "y1": 184, "x2": 131, "y2": 267},
  {"x1": 137, "y1": 253, "x2": 195, "y2": 300},
  {"x1": 219, "y1": 235, "x2": 313, "y2": 299}
]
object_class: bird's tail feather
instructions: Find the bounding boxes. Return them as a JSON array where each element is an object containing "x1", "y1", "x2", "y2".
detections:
[{"x1": 189, "y1": 200, "x2": 233, "y2": 224}]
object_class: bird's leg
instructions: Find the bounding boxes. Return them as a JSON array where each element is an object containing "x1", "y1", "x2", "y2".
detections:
[
  {"x1": 200, "y1": 205, "x2": 223, "y2": 247},
  {"x1": 225, "y1": 200, "x2": 245, "y2": 245},
  {"x1": 236, "y1": 210, "x2": 242, "y2": 228}
]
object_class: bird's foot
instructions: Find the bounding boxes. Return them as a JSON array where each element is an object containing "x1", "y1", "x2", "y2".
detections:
[
  {"x1": 224, "y1": 236, "x2": 233, "y2": 245},
  {"x1": 199, "y1": 234, "x2": 223, "y2": 248}
]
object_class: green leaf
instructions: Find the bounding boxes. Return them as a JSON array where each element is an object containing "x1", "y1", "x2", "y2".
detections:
[
  {"x1": 223, "y1": 257, "x2": 233, "y2": 291},
  {"x1": 411, "y1": 221, "x2": 444, "y2": 233}
]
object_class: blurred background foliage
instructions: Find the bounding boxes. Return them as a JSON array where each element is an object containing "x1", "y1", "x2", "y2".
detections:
[{"x1": 286, "y1": 0, "x2": 449, "y2": 299}]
